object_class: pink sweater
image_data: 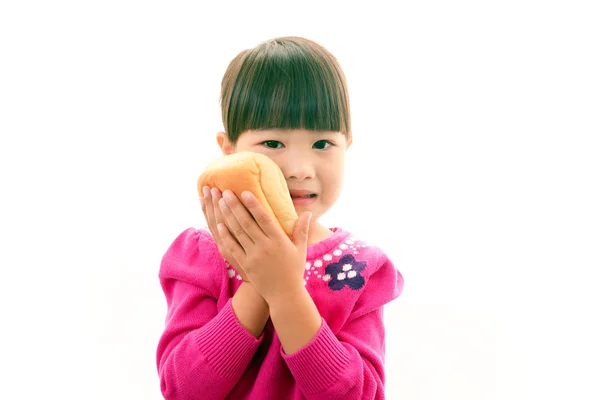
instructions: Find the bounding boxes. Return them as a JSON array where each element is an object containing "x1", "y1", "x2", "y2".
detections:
[{"x1": 156, "y1": 227, "x2": 404, "y2": 399}]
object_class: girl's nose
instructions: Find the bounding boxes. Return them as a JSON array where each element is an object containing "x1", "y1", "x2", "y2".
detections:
[{"x1": 283, "y1": 156, "x2": 316, "y2": 181}]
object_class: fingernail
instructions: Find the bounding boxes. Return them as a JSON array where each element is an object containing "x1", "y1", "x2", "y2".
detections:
[
  {"x1": 242, "y1": 191, "x2": 251, "y2": 202},
  {"x1": 223, "y1": 190, "x2": 234, "y2": 201},
  {"x1": 203, "y1": 186, "x2": 209, "y2": 197}
]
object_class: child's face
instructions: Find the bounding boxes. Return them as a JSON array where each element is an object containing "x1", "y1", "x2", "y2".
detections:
[{"x1": 218, "y1": 129, "x2": 349, "y2": 222}]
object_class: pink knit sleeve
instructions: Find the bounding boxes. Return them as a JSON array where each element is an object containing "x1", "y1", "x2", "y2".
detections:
[
  {"x1": 282, "y1": 254, "x2": 404, "y2": 399},
  {"x1": 156, "y1": 228, "x2": 264, "y2": 400}
]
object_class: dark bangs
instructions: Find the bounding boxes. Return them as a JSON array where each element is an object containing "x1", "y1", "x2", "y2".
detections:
[{"x1": 220, "y1": 37, "x2": 351, "y2": 144}]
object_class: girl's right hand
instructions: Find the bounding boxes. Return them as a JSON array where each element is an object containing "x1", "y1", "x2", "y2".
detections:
[{"x1": 200, "y1": 186, "x2": 249, "y2": 282}]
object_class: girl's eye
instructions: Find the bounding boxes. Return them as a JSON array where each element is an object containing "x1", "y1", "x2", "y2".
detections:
[
  {"x1": 261, "y1": 140, "x2": 333, "y2": 149},
  {"x1": 261, "y1": 140, "x2": 283, "y2": 149},
  {"x1": 313, "y1": 140, "x2": 333, "y2": 150}
]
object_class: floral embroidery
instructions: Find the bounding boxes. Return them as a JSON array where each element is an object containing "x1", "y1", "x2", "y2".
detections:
[
  {"x1": 225, "y1": 262, "x2": 243, "y2": 281},
  {"x1": 225, "y1": 233, "x2": 371, "y2": 290},
  {"x1": 324, "y1": 254, "x2": 367, "y2": 291}
]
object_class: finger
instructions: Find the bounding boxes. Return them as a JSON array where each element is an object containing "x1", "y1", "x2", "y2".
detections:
[
  {"x1": 210, "y1": 188, "x2": 226, "y2": 228},
  {"x1": 218, "y1": 195, "x2": 255, "y2": 249},
  {"x1": 211, "y1": 188, "x2": 243, "y2": 240},
  {"x1": 202, "y1": 186, "x2": 218, "y2": 233},
  {"x1": 239, "y1": 191, "x2": 284, "y2": 238},
  {"x1": 211, "y1": 188, "x2": 247, "y2": 250},
  {"x1": 222, "y1": 190, "x2": 268, "y2": 242},
  {"x1": 203, "y1": 187, "x2": 230, "y2": 246},
  {"x1": 201, "y1": 187, "x2": 244, "y2": 274},
  {"x1": 220, "y1": 191, "x2": 260, "y2": 244},
  {"x1": 292, "y1": 211, "x2": 312, "y2": 248},
  {"x1": 217, "y1": 222, "x2": 246, "y2": 265},
  {"x1": 210, "y1": 188, "x2": 223, "y2": 226}
]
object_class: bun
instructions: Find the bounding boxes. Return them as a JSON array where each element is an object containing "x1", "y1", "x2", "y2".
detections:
[{"x1": 197, "y1": 151, "x2": 298, "y2": 236}]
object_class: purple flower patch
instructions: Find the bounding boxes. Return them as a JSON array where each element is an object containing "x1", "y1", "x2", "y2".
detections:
[{"x1": 325, "y1": 254, "x2": 367, "y2": 291}]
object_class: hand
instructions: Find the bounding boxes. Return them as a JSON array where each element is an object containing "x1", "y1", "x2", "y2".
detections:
[
  {"x1": 200, "y1": 186, "x2": 249, "y2": 282},
  {"x1": 216, "y1": 190, "x2": 312, "y2": 304}
]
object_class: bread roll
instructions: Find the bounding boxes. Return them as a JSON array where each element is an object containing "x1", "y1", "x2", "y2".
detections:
[{"x1": 197, "y1": 151, "x2": 298, "y2": 236}]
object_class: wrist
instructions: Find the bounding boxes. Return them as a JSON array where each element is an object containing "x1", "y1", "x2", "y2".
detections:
[
  {"x1": 240, "y1": 281, "x2": 269, "y2": 307},
  {"x1": 266, "y1": 284, "x2": 308, "y2": 311},
  {"x1": 232, "y1": 282, "x2": 270, "y2": 338}
]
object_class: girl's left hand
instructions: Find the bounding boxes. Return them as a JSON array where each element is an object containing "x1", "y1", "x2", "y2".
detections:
[{"x1": 217, "y1": 190, "x2": 312, "y2": 304}]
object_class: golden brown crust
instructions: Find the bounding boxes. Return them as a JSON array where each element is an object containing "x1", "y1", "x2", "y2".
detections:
[{"x1": 197, "y1": 151, "x2": 298, "y2": 236}]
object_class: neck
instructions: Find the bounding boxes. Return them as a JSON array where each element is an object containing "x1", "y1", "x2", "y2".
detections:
[{"x1": 307, "y1": 221, "x2": 333, "y2": 246}]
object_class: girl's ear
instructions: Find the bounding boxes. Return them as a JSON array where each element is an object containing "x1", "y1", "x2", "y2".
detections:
[{"x1": 216, "y1": 131, "x2": 235, "y2": 155}]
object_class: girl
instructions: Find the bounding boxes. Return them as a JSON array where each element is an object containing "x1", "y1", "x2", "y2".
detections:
[{"x1": 156, "y1": 36, "x2": 404, "y2": 400}]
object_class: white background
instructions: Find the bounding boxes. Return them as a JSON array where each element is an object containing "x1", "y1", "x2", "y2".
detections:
[{"x1": 1, "y1": 1, "x2": 599, "y2": 399}]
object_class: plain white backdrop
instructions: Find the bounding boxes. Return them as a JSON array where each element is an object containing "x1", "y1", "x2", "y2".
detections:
[{"x1": 1, "y1": 1, "x2": 598, "y2": 399}]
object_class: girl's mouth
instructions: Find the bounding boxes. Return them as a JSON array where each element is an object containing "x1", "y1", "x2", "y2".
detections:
[{"x1": 290, "y1": 194, "x2": 318, "y2": 205}]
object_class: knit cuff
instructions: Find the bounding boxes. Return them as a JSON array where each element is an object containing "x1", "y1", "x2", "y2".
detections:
[
  {"x1": 282, "y1": 318, "x2": 351, "y2": 394},
  {"x1": 195, "y1": 298, "x2": 263, "y2": 379}
]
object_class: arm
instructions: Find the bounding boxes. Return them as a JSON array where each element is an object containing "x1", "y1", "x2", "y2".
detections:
[
  {"x1": 156, "y1": 230, "x2": 270, "y2": 400},
  {"x1": 157, "y1": 282, "x2": 267, "y2": 400},
  {"x1": 271, "y1": 258, "x2": 404, "y2": 400},
  {"x1": 281, "y1": 304, "x2": 388, "y2": 400},
  {"x1": 268, "y1": 287, "x2": 321, "y2": 354},
  {"x1": 232, "y1": 281, "x2": 270, "y2": 338}
]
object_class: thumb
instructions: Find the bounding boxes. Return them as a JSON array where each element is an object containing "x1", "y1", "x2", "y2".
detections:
[{"x1": 292, "y1": 212, "x2": 312, "y2": 247}]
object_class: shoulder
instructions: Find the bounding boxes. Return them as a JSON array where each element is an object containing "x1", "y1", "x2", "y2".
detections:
[
  {"x1": 159, "y1": 227, "x2": 224, "y2": 290},
  {"x1": 162, "y1": 227, "x2": 215, "y2": 262},
  {"x1": 320, "y1": 228, "x2": 404, "y2": 310},
  {"x1": 348, "y1": 232, "x2": 404, "y2": 317},
  {"x1": 310, "y1": 228, "x2": 400, "y2": 286}
]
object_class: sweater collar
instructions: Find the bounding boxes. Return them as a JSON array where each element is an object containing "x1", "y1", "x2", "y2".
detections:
[{"x1": 306, "y1": 227, "x2": 351, "y2": 260}]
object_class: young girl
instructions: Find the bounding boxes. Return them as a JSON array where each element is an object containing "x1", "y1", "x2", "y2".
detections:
[{"x1": 156, "y1": 36, "x2": 404, "y2": 400}]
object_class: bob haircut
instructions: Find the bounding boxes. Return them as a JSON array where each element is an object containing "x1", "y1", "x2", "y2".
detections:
[{"x1": 220, "y1": 36, "x2": 352, "y2": 146}]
